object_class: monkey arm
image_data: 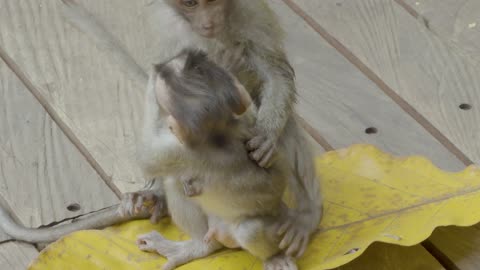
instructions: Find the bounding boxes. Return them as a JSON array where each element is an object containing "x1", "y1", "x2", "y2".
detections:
[
  {"x1": 252, "y1": 48, "x2": 296, "y2": 138},
  {"x1": 246, "y1": 47, "x2": 297, "y2": 168}
]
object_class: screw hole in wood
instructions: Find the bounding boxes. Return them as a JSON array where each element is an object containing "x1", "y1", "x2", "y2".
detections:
[
  {"x1": 365, "y1": 127, "x2": 378, "y2": 135},
  {"x1": 66, "y1": 203, "x2": 81, "y2": 212},
  {"x1": 459, "y1": 103, "x2": 472, "y2": 110}
]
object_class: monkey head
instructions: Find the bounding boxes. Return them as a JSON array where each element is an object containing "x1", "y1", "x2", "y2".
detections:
[
  {"x1": 166, "y1": 0, "x2": 229, "y2": 38},
  {"x1": 154, "y1": 49, "x2": 252, "y2": 147}
]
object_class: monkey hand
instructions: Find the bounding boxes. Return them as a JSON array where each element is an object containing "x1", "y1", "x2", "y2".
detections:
[
  {"x1": 246, "y1": 131, "x2": 279, "y2": 168},
  {"x1": 118, "y1": 190, "x2": 167, "y2": 224},
  {"x1": 277, "y1": 210, "x2": 315, "y2": 258}
]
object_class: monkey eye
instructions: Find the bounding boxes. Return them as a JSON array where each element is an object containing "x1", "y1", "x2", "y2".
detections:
[{"x1": 181, "y1": 0, "x2": 198, "y2": 8}]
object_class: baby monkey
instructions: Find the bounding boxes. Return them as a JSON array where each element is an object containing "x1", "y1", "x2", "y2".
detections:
[{"x1": 136, "y1": 49, "x2": 298, "y2": 270}]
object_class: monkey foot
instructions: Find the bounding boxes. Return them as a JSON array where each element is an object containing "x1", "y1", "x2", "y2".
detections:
[
  {"x1": 137, "y1": 231, "x2": 217, "y2": 270},
  {"x1": 118, "y1": 190, "x2": 167, "y2": 223},
  {"x1": 277, "y1": 210, "x2": 315, "y2": 258},
  {"x1": 264, "y1": 254, "x2": 298, "y2": 270}
]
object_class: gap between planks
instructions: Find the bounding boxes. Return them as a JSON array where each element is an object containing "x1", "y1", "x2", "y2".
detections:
[
  {"x1": 0, "y1": 45, "x2": 122, "y2": 199},
  {"x1": 282, "y1": 1, "x2": 473, "y2": 269},
  {"x1": 281, "y1": 0, "x2": 474, "y2": 167}
]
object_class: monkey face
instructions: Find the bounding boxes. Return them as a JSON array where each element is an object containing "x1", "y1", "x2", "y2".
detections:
[{"x1": 171, "y1": 0, "x2": 228, "y2": 38}]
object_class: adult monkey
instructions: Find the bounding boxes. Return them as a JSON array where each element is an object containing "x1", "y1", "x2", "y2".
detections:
[{"x1": 2, "y1": 0, "x2": 322, "y2": 256}]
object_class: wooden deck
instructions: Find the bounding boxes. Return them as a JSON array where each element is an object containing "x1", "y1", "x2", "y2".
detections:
[{"x1": 0, "y1": 0, "x2": 478, "y2": 269}]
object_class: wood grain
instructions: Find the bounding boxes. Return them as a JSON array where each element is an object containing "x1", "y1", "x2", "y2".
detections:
[
  {"x1": 286, "y1": 0, "x2": 480, "y2": 268},
  {"x1": 0, "y1": 48, "x2": 118, "y2": 228},
  {"x1": 427, "y1": 225, "x2": 480, "y2": 270},
  {"x1": 335, "y1": 242, "x2": 445, "y2": 270},
  {"x1": 270, "y1": 1, "x2": 464, "y2": 172},
  {"x1": 290, "y1": 0, "x2": 480, "y2": 168},
  {"x1": 0, "y1": 0, "x2": 147, "y2": 193},
  {"x1": 401, "y1": 0, "x2": 480, "y2": 60},
  {"x1": 269, "y1": 2, "x2": 452, "y2": 268},
  {"x1": 0, "y1": 242, "x2": 38, "y2": 270}
]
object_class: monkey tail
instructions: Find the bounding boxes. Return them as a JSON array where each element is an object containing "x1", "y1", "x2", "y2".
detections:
[
  {"x1": 0, "y1": 205, "x2": 139, "y2": 243},
  {"x1": 60, "y1": 0, "x2": 147, "y2": 83}
]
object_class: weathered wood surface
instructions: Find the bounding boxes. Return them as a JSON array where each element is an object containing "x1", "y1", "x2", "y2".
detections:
[
  {"x1": 287, "y1": 1, "x2": 480, "y2": 269},
  {"x1": 0, "y1": 0, "x2": 474, "y2": 268},
  {"x1": 0, "y1": 0, "x2": 146, "y2": 193},
  {"x1": 289, "y1": 0, "x2": 480, "y2": 168},
  {"x1": 335, "y1": 242, "x2": 445, "y2": 270},
  {"x1": 402, "y1": 0, "x2": 480, "y2": 59},
  {"x1": 271, "y1": 1, "x2": 463, "y2": 172},
  {"x1": 403, "y1": 6, "x2": 480, "y2": 266},
  {"x1": 0, "y1": 54, "x2": 118, "y2": 230},
  {"x1": 270, "y1": 1, "x2": 455, "y2": 268},
  {"x1": 429, "y1": 224, "x2": 480, "y2": 270},
  {"x1": 0, "y1": 242, "x2": 38, "y2": 270}
]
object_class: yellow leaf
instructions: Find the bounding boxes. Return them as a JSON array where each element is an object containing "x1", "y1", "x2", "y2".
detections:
[{"x1": 28, "y1": 144, "x2": 480, "y2": 270}]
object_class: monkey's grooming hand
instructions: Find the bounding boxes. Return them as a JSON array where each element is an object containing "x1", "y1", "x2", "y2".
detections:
[
  {"x1": 277, "y1": 210, "x2": 315, "y2": 258},
  {"x1": 246, "y1": 131, "x2": 279, "y2": 168},
  {"x1": 118, "y1": 190, "x2": 167, "y2": 224}
]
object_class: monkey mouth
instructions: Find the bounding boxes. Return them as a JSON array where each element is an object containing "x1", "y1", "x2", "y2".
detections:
[{"x1": 199, "y1": 26, "x2": 223, "y2": 39}]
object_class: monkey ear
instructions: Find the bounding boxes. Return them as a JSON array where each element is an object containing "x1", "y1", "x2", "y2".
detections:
[
  {"x1": 167, "y1": 115, "x2": 189, "y2": 145},
  {"x1": 231, "y1": 77, "x2": 252, "y2": 115}
]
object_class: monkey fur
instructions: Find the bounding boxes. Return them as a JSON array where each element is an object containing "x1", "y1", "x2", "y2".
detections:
[{"x1": 0, "y1": 0, "x2": 322, "y2": 259}]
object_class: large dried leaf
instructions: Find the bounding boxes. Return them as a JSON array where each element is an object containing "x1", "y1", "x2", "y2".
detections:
[{"x1": 29, "y1": 144, "x2": 480, "y2": 270}]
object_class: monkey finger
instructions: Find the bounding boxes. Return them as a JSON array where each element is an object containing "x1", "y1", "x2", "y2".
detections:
[
  {"x1": 150, "y1": 204, "x2": 163, "y2": 224},
  {"x1": 295, "y1": 236, "x2": 310, "y2": 258},
  {"x1": 246, "y1": 135, "x2": 264, "y2": 151},
  {"x1": 265, "y1": 151, "x2": 278, "y2": 169},
  {"x1": 134, "y1": 195, "x2": 145, "y2": 215},
  {"x1": 279, "y1": 229, "x2": 296, "y2": 250},
  {"x1": 121, "y1": 193, "x2": 135, "y2": 217},
  {"x1": 249, "y1": 144, "x2": 270, "y2": 165},
  {"x1": 285, "y1": 234, "x2": 303, "y2": 257},
  {"x1": 277, "y1": 220, "x2": 293, "y2": 235},
  {"x1": 259, "y1": 147, "x2": 276, "y2": 168}
]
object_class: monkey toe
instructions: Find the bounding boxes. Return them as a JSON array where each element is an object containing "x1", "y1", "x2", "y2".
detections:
[{"x1": 264, "y1": 255, "x2": 298, "y2": 270}]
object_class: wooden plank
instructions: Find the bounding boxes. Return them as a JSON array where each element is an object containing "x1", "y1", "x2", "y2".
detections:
[
  {"x1": 428, "y1": 225, "x2": 480, "y2": 270},
  {"x1": 0, "y1": 0, "x2": 147, "y2": 193},
  {"x1": 268, "y1": 2, "x2": 450, "y2": 269},
  {"x1": 401, "y1": 0, "x2": 480, "y2": 59},
  {"x1": 335, "y1": 242, "x2": 445, "y2": 270},
  {"x1": 289, "y1": 0, "x2": 480, "y2": 167},
  {"x1": 21, "y1": 1, "x2": 450, "y2": 268},
  {"x1": 393, "y1": 4, "x2": 480, "y2": 268},
  {"x1": 0, "y1": 47, "x2": 118, "y2": 228},
  {"x1": 286, "y1": 0, "x2": 480, "y2": 268},
  {"x1": 269, "y1": 0, "x2": 463, "y2": 171},
  {"x1": 0, "y1": 242, "x2": 38, "y2": 270}
]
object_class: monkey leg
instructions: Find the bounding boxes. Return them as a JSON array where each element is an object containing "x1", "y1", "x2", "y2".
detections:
[
  {"x1": 137, "y1": 231, "x2": 219, "y2": 270},
  {"x1": 275, "y1": 117, "x2": 323, "y2": 258},
  {"x1": 232, "y1": 215, "x2": 298, "y2": 270},
  {"x1": 232, "y1": 217, "x2": 281, "y2": 261},
  {"x1": 204, "y1": 217, "x2": 240, "y2": 249}
]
